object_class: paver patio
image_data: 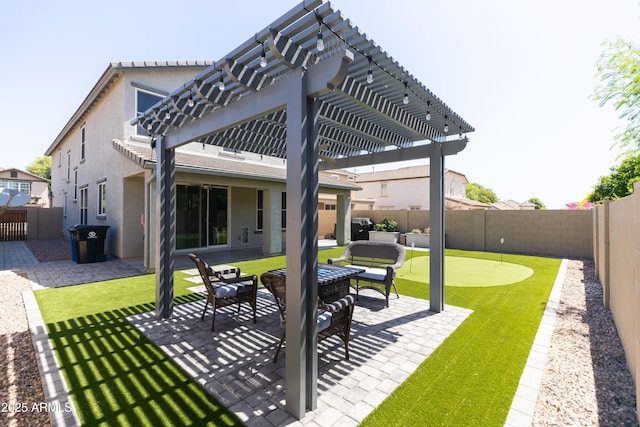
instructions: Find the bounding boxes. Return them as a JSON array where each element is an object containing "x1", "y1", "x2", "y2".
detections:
[{"x1": 127, "y1": 284, "x2": 472, "y2": 426}]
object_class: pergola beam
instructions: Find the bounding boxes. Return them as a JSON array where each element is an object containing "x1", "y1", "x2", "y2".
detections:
[{"x1": 318, "y1": 138, "x2": 467, "y2": 171}]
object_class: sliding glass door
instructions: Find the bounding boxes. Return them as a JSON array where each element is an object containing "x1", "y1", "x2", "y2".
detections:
[
  {"x1": 202, "y1": 186, "x2": 228, "y2": 246},
  {"x1": 176, "y1": 185, "x2": 228, "y2": 250}
]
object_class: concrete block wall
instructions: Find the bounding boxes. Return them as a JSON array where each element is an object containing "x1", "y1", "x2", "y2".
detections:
[
  {"x1": 318, "y1": 210, "x2": 336, "y2": 238},
  {"x1": 354, "y1": 209, "x2": 593, "y2": 259},
  {"x1": 26, "y1": 207, "x2": 64, "y2": 240},
  {"x1": 594, "y1": 183, "x2": 639, "y2": 422}
]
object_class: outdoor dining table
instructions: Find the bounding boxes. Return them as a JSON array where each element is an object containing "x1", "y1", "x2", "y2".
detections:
[{"x1": 267, "y1": 263, "x2": 365, "y2": 303}]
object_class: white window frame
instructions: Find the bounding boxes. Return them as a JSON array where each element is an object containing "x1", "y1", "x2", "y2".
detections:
[
  {"x1": 256, "y1": 190, "x2": 264, "y2": 231},
  {"x1": 81, "y1": 125, "x2": 86, "y2": 161},
  {"x1": 135, "y1": 88, "x2": 164, "y2": 136},
  {"x1": 73, "y1": 168, "x2": 78, "y2": 201},
  {"x1": 0, "y1": 181, "x2": 30, "y2": 194},
  {"x1": 80, "y1": 186, "x2": 88, "y2": 225},
  {"x1": 97, "y1": 180, "x2": 106, "y2": 217}
]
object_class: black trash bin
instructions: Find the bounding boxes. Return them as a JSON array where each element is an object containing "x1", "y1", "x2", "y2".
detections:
[
  {"x1": 351, "y1": 217, "x2": 375, "y2": 241},
  {"x1": 70, "y1": 225, "x2": 110, "y2": 263}
]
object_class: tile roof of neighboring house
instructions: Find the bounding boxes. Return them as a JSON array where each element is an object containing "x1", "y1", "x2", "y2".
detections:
[
  {"x1": 490, "y1": 199, "x2": 534, "y2": 210},
  {"x1": 113, "y1": 140, "x2": 360, "y2": 191},
  {"x1": 355, "y1": 164, "x2": 467, "y2": 183},
  {"x1": 0, "y1": 168, "x2": 50, "y2": 183},
  {"x1": 45, "y1": 61, "x2": 212, "y2": 157},
  {"x1": 446, "y1": 196, "x2": 490, "y2": 208}
]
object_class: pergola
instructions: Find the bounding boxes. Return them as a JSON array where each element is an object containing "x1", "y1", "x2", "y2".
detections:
[{"x1": 133, "y1": 0, "x2": 473, "y2": 418}]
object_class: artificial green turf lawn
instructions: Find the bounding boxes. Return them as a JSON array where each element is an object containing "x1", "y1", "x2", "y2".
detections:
[
  {"x1": 396, "y1": 254, "x2": 534, "y2": 287},
  {"x1": 35, "y1": 249, "x2": 559, "y2": 426},
  {"x1": 34, "y1": 272, "x2": 244, "y2": 427},
  {"x1": 360, "y1": 249, "x2": 561, "y2": 427}
]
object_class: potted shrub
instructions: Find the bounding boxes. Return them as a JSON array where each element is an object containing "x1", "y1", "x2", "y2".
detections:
[
  {"x1": 368, "y1": 218, "x2": 401, "y2": 243},
  {"x1": 405, "y1": 227, "x2": 430, "y2": 248}
]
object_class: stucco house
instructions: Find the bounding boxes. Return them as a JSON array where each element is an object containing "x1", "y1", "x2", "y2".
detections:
[
  {"x1": 0, "y1": 167, "x2": 50, "y2": 208},
  {"x1": 352, "y1": 164, "x2": 474, "y2": 210},
  {"x1": 45, "y1": 62, "x2": 357, "y2": 269}
]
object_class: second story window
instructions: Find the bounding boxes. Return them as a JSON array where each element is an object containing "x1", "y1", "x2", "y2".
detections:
[
  {"x1": 136, "y1": 89, "x2": 163, "y2": 136},
  {"x1": 66, "y1": 151, "x2": 71, "y2": 182},
  {"x1": 380, "y1": 182, "x2": 388, "y2": 197},
  {"x1": 74, "y1": 169, "x2": 78, "y2": 201},
  {"x1": 81, "y1": 125, "x2": 86, "y2": 161}
]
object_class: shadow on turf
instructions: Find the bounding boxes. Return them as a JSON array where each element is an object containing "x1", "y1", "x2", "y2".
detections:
[{"x1": 45, "y1": 293, "x2": 242, "y2": 426}]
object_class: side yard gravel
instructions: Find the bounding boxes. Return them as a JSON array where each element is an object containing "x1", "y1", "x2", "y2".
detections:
[
  {"x1": 532, "y1": 259, "x2": 637, "y2": 426},
  {"x1": 0, "y1": 271, "x2": 50, "y2": 427}
]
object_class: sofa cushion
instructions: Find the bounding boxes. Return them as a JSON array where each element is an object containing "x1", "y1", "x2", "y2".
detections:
[{"x1": 352, "y1": 267, "x2": 395, "y2": 282}]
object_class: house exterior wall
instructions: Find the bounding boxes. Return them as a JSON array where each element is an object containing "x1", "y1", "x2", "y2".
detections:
[
  {"x1": 49, "y1": 66, "x2": 209, "y2": 258},
  {"x1": 48, "y1": 64, "x2": 358, "y2": 262},
  {"x1": 357, "y1": 176, "x2": 429, "y2": 210}
]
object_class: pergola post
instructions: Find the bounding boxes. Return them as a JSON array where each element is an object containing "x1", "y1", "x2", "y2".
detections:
[
  {"x1": 335, "y1": 193, "x2": 351, "y2": 245},
  {"x1": 154, "y1": 136, "x2": 175, "y2": 319},
  {"x1": 262, "y1": 187, "x2": 283, "y2": 256},
  {"x1": 130, "y1": 1, "x2": 474, "y2": 415},
  {"x1": 429, "y1": 141, "x2": 445, "y2": 313},
  {"x1": 284, "y1": 68, "x2": 320, "y2": 416}
]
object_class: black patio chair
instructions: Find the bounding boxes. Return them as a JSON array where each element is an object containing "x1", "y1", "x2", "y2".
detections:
[
  {"x1": 188, "y1": 253, "x2": 257, "y2": 331},
  {"x1": 260, "y1": 271, "x2": 356, "y2": 362}
]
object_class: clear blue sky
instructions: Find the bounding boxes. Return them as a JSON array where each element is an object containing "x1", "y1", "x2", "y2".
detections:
[{"x1": 1, "y1": 0, "x2": 638, "y2": 208}]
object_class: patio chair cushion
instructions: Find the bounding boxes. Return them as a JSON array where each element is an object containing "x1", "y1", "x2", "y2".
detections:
[
  {"x1": 317, "y1": 311, "x2": 332, "y2": 333},
  {"x1": 213, "y1": 284, "x2": 240, "y2": 299},
  {"x1": 213, "y1": 281, "x2": 253, "y2": 299}
]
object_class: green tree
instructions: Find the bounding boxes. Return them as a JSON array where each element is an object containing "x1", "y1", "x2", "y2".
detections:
[
  {"x1": 465, "y1": 182, "x2": 498, "y2": 204},
  {"x1": 527, "y1": 197, "x2": 546, "y2": 210},
  {"x1": 25, "y1": 156, "x2": 51, "y2": 180},
  {"x1": 587, "y1": 154, "x2": 640, "y2": 202},
  {"x1": 592, "y1": 38, "x2": 640, "y2": 153}
]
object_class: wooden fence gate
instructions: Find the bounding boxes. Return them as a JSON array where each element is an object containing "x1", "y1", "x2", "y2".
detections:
[{"x1": 0, "y1": 210, "x2": 27, "y2": 241}]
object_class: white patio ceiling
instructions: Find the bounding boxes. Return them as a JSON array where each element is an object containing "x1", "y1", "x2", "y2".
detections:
[{"x1": 133, "y1": 0, "x2": 474, "y2": 167}]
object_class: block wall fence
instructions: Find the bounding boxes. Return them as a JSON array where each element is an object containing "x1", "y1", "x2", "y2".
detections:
[
  {"x1": 1, "y1": 207, "x2": 64, "y2": 240},
  {"x1": 593, "y1": 183, "x2": 639, "y2": 422},
  {"x1": 350, "y1": 192, "x2": 639, "y2": 422},
  {"x1": 351, "y1": 208, "x2": 593, "y2": 258}
]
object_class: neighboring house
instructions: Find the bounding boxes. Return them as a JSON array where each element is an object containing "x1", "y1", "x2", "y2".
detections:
[
  {"x1": 317, "y1": 169, "x2": 369, "y2": 238},
  {"x1": 318, "y1": 169, "x2": 372, "y2": 210},
  {"x1": 352, "y1": 165, "x2": 472, "y2": 210},
  {"x1": 0, "y1": 167, "x2": 50, "y2": 208},
  {"x1": 45, "y1": 62, "x2": 358, "y2": 269}
]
